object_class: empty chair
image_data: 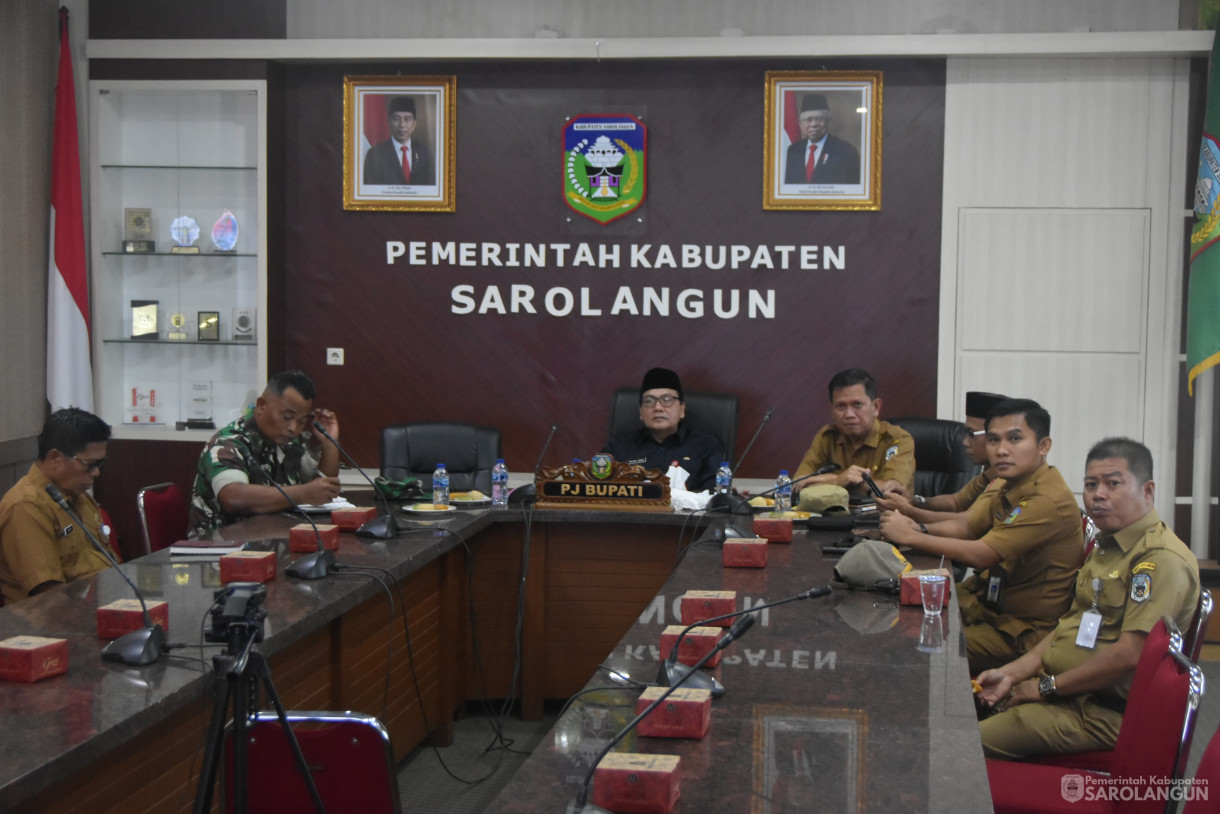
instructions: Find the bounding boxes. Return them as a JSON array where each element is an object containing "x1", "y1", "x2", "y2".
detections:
[
  {"x1": 606, "y1": 387, "x2": 739, "y2": 463},
  {"x1": 886, "y1": 416, "x2": 980, "y2": 497},
  {"x1": 136, "y1": 482, "x2": 188, "y2": 555},
  {"x1": 225, "y1": 711, "x2": 400, "y2": 814},
  {"x1": 380, "y1": 422, "x2": 501, "y2": 494},
  {"x1": 986, "y1": 619, "x2": 1206, "y2": 814}
]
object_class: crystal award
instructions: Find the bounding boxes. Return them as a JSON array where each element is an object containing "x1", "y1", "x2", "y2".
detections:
[
  {"x1": 170, "y1": 216, "x2": 201, "y2": 254},
  {"x1": 211, "y1": 210, "x2": 239, "y2": 252}
]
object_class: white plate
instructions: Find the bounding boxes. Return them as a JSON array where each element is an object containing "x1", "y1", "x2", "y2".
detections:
[
  {"x1": 404, "y1": 503, "x2": 456, "y2": 514},
  {"x1": 450, "y1": 492, "x2": 491, "y2": 506},
  {"x1": 297, "y1": 498, "x2": 355, "y2": 513}
]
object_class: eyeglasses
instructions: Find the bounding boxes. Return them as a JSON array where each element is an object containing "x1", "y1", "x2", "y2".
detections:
[
  {"x1": 70, "y1": 454, "x2": 108, "y2": 470},
  {"x1": 641, "y1": 395, "x2": 680, "y2": 408}
]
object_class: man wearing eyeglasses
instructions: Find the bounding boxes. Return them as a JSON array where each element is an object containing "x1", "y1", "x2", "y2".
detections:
[
  {"x1": 602, "y1": 368, "x2": 724, "y2": 492},
  {"x1": 189, "y1": 370, "x2": 341, "y2": 537},
  {"x1": 0, "y1": 407, "x2": 117, "y2": 604}
]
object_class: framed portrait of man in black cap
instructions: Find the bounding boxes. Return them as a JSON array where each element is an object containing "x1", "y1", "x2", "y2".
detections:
[
  {"x1": 343, "y1": 75, "x2": 456, "y2": 211},
  {"x1": 763, "y1": 71, "x2": 882, "y2": 211}
]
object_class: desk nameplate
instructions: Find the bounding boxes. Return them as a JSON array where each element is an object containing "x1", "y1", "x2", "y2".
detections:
[{"x1": 535, "y1": 459, "x2": 671, "y2": 512}]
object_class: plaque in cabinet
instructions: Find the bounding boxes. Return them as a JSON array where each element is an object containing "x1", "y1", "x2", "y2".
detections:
[
  {"x1": 197, "y1": 311, "x2": 220, "y2": 342},
  {"x1": 130, "y1": 300, "x2": 158, "y2": 340},
  {"x1": 167, "y1": 313, "x2": 188, "y2": 340},
  {"x1": 124, "y1": 208, "x2": 152, "y2": 240},
  {"x1": 232, "y1": 308, "x2": 256, "y2": 341}
]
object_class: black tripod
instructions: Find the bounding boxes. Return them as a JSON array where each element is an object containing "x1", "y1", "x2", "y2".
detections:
[{"x1": 192, "y1": 617, "x2": 327, "y2": 814}]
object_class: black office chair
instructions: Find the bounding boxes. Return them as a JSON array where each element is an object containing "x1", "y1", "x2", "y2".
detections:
[
  {"x1": 886, "y1": 416, "x2": 980, "y2": 497},
  {"x1": 380, "y1": 422, "x2": 502, "y2": 494},
  {"x1": 606, "y1": 388, "x2": 739, "y2": 462}
]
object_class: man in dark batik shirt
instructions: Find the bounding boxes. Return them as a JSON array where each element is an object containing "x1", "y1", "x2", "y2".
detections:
[{"x1": 189, "y1": 370, "x2": 341, "y2": 537}]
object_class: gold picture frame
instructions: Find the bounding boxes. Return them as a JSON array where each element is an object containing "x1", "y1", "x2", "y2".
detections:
[
  {"x1": 763, "y1": 71, "x2": 882, "y2": 211},
  {"x1": 751, "y1": 704, "x2": 868, "y2": 814},
  {"x1": 343, "y1": 75, "x2": 456, "y2": 212}
]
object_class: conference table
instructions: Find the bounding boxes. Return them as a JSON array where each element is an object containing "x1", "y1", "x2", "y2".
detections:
[
  {"x1": 0, "y1": 497, "x2": 992, "y2": 813},
  {"x1": 483, "y1": 528, "x2": 994, "y2": 814}
]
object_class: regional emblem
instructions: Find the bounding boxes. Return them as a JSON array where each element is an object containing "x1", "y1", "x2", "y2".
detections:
[
  {"x1": 591, "y1": 453, "x2": 614, "y2": 480},
  {"x1": 1060, "y1": 774, "x2": 1085, "y2": 803},
  {"x1": 563, "y1": 114, "x2": 647, "y2": 224}
]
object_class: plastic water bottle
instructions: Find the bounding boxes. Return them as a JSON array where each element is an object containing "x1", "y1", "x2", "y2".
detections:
[
  {"x1": 775, "y1": 469, "x2": 792, "y2": 512},
  {"x1": 715, "y1": 461, "x2": 732, "y2": 495},
  {"x1": 432, "y1": 463, "x2": 450, "y2": 507},
  {"x1": 491, "y1": 458, "x2": 509, "y2": 508}
]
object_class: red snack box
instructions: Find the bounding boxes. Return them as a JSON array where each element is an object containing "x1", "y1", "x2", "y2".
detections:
[
  {"x1": 329, "y1": 507, "x2": 377, "y2": 532},
  {"x1": 220, "y1": 550, "x2": 277, "y2": 584},
  {"x1": 636, "y1": 687, "x2": 712, "y2": 739},
  {"x1": 722, "y1": 537, "x2": 768, "y2": 568},
  {"x1": 900, "y1": 568, "x2": 952, "y2": 609},
  {"x1": 0, "y1": 636, "x2": 69, "y2": 682},
  {"x1": 679, "y1": 590, "x2": 736, "y2": 627},
  {"x1": 592, "y1": 752, "x2": 681, "y2": 814},
  {"x1": 289, "y1": 523, "x2": 339, "y2": 553},
  {"x1": 752, "y1": 515, "x2": 793, "y2": 543},
  {"x1": 96, "y1": 598, "x2": 169, "y2": 639},
  {"x1": 659, "y1": 625, "x2": 722, "y2": 668}
]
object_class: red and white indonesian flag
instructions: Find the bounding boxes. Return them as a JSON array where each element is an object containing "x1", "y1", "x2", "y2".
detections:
[{"x1": 46, "y1": 7, "x2": 93, "y2": 412}]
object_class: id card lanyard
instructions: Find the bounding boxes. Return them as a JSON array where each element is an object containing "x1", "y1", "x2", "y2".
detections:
[{"x1": 1076, "y1": 576, "x2": 1103, "y2": 648}]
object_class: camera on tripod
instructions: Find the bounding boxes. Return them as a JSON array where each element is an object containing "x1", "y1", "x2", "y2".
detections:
[{"x1": 205, "y1": 582, "x2": 268, "y2": 646}]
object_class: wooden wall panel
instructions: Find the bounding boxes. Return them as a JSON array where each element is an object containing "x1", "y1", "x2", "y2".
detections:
[
  {"x1": 92, "y1": 439, "x2": 202, "y2": 560},
  {"x1": 280, "y1": 58, "x2": 946, "y2": 479}
]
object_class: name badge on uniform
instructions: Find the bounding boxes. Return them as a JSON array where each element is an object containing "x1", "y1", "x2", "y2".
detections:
[
  {"x1": 60, "y1": 524, "x2": 74, "y2": 538},
  {"x1": 1076, "y1": 609, "x2": 1102, "y2": 648}
]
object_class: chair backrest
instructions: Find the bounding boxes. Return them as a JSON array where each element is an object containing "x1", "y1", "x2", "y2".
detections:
[
  {"x1": 1109, "y1": 619, "x2": 1206, "y2": 812},
  {"x1": 1184, "y1": 587, "x2": 1214, "y2": 663},
  {"x1": 1184, "y1": 723, "x2": 1220, "y2": 814},
  {"x1": 136, "y1": 482, "x2": 188, "y2": 555},
  {"x1": 886, "y1": 416, "x2": 981, "y2": 497},
  {"x1": 380, "y1": 422, "x2": 502, "y2": 494},
  {"x1": 606, "y1": 387, "x2": 739, "y2": 464},
  {"x1": 224, "y1": 711, "x2": 400, "y2": 814}
]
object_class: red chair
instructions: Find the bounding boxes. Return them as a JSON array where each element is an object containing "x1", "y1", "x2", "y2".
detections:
[
  {"x1": 1183, "y1": 723, "x2": 1220, "y2": 814},
  {"x1": 136, "y1": 482, "x2": 188, "y2": 555},
  {"x1": 1183, "y1": 588, "x2": 1214, "y2": 664},
  {"x1": 224, "y1": 711, "x2": 401, "y2": 814},
  {"x1": 987, "y1": 619, "x2": 1205, "y2": 814}
]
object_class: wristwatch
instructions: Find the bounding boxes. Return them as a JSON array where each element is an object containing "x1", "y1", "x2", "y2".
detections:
[
  {"x1": 1038, "y1": 674, "x2": 1058, "y2": 699},
  {"x1": 912, "y1": 495, "x2": 928, "y2": 507}
]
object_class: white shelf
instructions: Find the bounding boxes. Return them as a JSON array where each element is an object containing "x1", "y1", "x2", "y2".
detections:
[{"x1": 88, "y1": 80, "x2": 268, "y2": 439}]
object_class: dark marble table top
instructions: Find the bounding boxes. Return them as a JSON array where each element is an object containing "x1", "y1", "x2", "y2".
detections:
[
  {"x1": 484, "y1": 535, "x2": 995, "y2": 814},
  {"x1": 0, "y1": 500, "x2": 723, "y2": 810}
]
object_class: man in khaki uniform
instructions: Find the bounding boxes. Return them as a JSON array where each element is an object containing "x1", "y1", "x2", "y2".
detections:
[
  {"x1": 876, "y1": 390, "x2": 1008, "y2": 523},
  {"x1": 976, "y1": 437, "x2": 1199, "y2": 758},
  {"x1": 880, "y1": 398, "x2": 1084, "y2": 673},
  {"x1": 0, "y1": 408, "x2": 118, "y2": 604},
  {"x1": 793, "y1": 368, "x2": 915, "y2": 497}
]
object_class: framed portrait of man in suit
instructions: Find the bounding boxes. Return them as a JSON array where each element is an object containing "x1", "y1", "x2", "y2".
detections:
[
  {"x1": 763, "y1": 71, "x2": 882, "y2": 211},
  {"x1": 343, "y1": 75, "x2": 456, "y2": 211}
]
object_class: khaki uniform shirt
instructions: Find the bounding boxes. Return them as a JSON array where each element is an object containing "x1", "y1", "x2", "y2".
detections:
[
  {"x1": 794, "y1": 419, "x2": 915, "y2": 493},
  {"x1": 951, "y1": 471, "x2": 994, "y2": 512},
  {"x1": 959, "y1": 463, "x2": 1084, "y2": 636},
  {"x1": 0, "y1": 464, "x2": 116, "y2": 604},
  {"x1": 1041, "y1": 510, "x2": 1198, "y2": 700}
]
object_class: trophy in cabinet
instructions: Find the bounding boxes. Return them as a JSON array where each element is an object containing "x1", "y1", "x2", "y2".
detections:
[
  {"x1": 170, "y1": 215, "x2": 201, "y2": 254},
  {"x1": 167, "y1": 313, "x2": 188, "y2": 340},
  {"x1": 232, "y1": 308, "x2": 256, "y2": 341},
  {"x1": 123, "y1": 208, "x2": 154, "y2": 253},
  {"x1": 211, "y1": 210, "x2": 239, "y2": 253},
  {"x1": 197, "y1": 311, "x2": 220, "y2": 342}
]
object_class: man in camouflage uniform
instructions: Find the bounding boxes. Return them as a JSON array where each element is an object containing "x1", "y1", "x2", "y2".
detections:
[{"x1": 189, "y1": 370, "x2": 341, "y2": 537}]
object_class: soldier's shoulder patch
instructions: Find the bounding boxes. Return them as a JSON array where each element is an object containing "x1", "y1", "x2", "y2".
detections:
[
  {"x1": 1130, "y1": 573, "x2": 1151, "y2": 603},
  {"x1": 1131, "y1": 561, "x2": 1157, "y2": 575},
  {"x1": 885, "y1": 444, "x2": 898, "y2": 460}
]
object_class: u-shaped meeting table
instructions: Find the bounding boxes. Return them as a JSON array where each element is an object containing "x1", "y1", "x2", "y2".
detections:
[{"x1": 0, "y1": 499, "x2": 992, "y2": 813}]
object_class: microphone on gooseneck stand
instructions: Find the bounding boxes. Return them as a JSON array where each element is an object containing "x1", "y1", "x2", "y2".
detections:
[
  {"x1": 566, "y1": 613, "x2": 758, "y2": 814},
  {"x1": 732, "y1": 406, "x2": 775, "y2": 473},
  {"x1": 509, "y1": 423, "x2": 559, "y2": 506},
  {"x1": 45, "y1": 484, "x2": 168, "y2": 666},
  {"x1": 656, "y1": 584, "x2": 832, "y2": 698},
  {"x1": 311, "y1": 422, "x2": 396, "y2": 539},
  {"x1": 247, "y1": 462, "x2": 335, "y2": 580}
]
